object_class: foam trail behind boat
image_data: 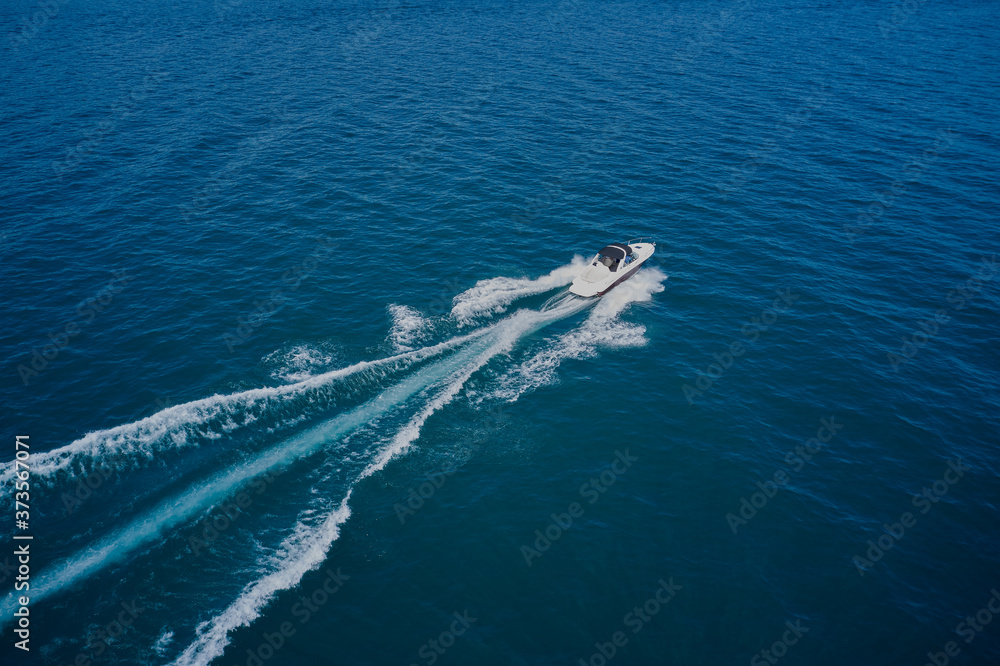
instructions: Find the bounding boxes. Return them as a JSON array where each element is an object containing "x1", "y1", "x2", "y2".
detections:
[
  {"x1": 388, "y1": 304, "x2": 431, "y2": 352},
  {"x1": 0, "y1": 329, "x2": 489, "y2": 490},
  {"x1": 1, "y1": 258, "x2": 586, "y2": 489},
  {"x1": 0, "y1": 334, "x2": 495, "y2": 624},
  {"x1": 264, "y1": 343, "x2": 337, "y2": 383},
  {"x1": 168, "y1": 492, "x2": 354, "y2": 666},
  {"x1": 169, "y1": 299, "x2": 590, "y2": 666},
  {"x1": 450, "y1": 255, "x2": 587, "y2": 325}
]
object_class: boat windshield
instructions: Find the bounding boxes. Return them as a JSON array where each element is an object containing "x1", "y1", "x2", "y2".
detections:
[{"x1": 595, "y1": 254, "x2": 620, "y2": 272}]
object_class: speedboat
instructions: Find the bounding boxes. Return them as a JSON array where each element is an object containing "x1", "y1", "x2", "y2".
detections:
[{"x1": 569, "y1": 239, "x2": 655, "y2": 297}]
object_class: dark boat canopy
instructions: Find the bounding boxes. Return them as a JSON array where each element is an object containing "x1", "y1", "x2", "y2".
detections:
[{"x1": 598, "y1": 243, "x2": 632, "y2": 260}]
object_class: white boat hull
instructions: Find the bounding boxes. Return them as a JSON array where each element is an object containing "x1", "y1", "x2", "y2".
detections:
[{"x1": 569, "y1": 242, "x2": 655, "y2": 297}]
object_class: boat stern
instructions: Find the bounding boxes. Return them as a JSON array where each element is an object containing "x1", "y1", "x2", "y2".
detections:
[{"x1": 569, "y1": 279, "x2": 601, "y2": 297}]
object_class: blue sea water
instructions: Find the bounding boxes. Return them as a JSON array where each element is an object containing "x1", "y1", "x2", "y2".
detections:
[{"x1": 2, "y1": 0, "x2": 999, "y2": 664}]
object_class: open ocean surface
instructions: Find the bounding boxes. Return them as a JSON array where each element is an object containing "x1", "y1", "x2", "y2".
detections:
[{"x1": 2, "y1": 0, "x2": 999, "y2": 664}]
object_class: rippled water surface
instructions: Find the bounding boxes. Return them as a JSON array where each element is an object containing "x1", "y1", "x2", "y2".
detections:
[{"x1": 1, "y1": 0, "x2": 998, "y2": 664}]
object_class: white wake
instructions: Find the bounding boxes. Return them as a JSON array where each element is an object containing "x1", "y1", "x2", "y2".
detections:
[
  {"x1": 0, "y1": 330, "x2": 488, "y2": 490},
  {"x1": 0, "y1": 258, "x2": 665, "y2": 666},
  {"x1": 450, "y1": 255, "x2": 587, "y2": 326}
]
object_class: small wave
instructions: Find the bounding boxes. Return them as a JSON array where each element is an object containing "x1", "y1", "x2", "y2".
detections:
[
  {"x1": 264, "y1": 343, "x2": 337, "y2": 383},
  {"x1": 155, "y1": 629, "x2": 175, "y2": 657},
  {"x1": 450, "y1": 255, "x2": 587, "y2": 326},
  {"x1": 388, "y1": 304, "x2": 431, "y2": 352}
]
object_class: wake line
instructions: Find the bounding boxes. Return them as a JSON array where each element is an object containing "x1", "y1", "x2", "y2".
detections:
[
  {"x1": 170, "y1": 300, "x2": 588, "y2": 666},
  {"x1": 0, "y1": 328, "x2": 491, "y2": 490},
  {"x1": 450, "y1": 255, "x2": 587, "y2": 325},
  {"x1": 3, "y1": 256, "x2": 590, "y2": 490},
  {"x1": 0, "y1": 331, "x2": 500, "y2": 626},
  {"x1": 361, "y1": 304, "x2": 568, "y2": 480},
  {"x1": 168, "y1": 492, "x2": 355, "y2": 666}
]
